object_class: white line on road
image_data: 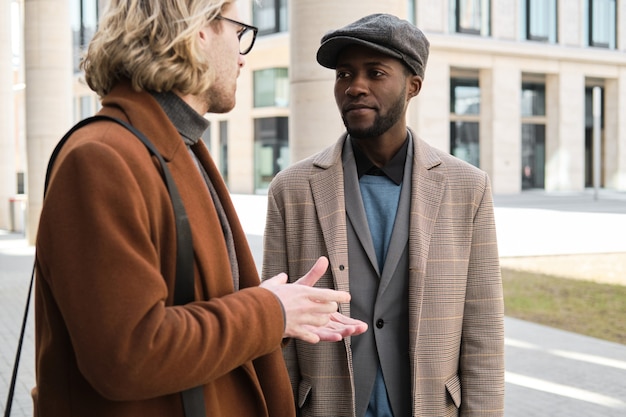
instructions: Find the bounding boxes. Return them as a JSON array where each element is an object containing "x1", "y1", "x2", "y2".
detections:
[
  {"x1": 506, "y1": 372, "x2": 626, "y2": 409},
  {"x1": 505, "y1": 338, "x2": 626, "y2": 370}
]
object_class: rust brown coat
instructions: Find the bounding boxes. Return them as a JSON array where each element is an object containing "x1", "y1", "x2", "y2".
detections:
[{"x1": 33, "y1": 82, "x2": 294, "y2": 417}]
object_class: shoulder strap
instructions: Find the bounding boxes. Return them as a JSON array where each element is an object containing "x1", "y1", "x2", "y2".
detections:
[
  {"x1": 44, "y1": 115, "x2": 195, "y2": 305},
  {"x1": 4, "y1": 116, "x2": 205, "y2": 417}
]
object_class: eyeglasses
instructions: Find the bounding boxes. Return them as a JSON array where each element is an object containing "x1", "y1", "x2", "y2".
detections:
[{"x1": 216, "y1": 15, "x2": 258, "y2": 55}]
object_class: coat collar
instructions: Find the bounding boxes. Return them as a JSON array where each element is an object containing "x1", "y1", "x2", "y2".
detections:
[{"x1": 99, "y1": 80, "x2": 186, "y2": 162}]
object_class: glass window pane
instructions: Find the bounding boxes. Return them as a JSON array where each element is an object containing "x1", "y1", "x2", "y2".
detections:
[
  {"x1": 407, "y1": 0, "x2": 416, "y2": 24},
  {"x1": 253, "y1": 0, "x2": 288, "y2": 35},
  {"x1": 456, "y1": 0, "x2": 490, "y2": 35},
  {"x1": 253, "y1": 1, "x2": 277, "y2": 33},
  {"x1": 254, "y1": 68, "x2": 289, "y2": 108},
  {"x1": 589, "y1": 0, "x2": 616, "y2": 48},
  {"x1": 521, "y1": 83, "x2": 546, "y2": 117},
  {"x1": 450, "y1": 121, "x2": 480, "y2": 167},
  {"x1": 279, "y1": 0, "x2": 289, "y2": 32},
  {"x1": 254, "y1": 117, "x2": 289, "y2": 192},
  {"x1": 79, "y1": 95, "x2": 92, "y2": 119},
  {"x1": 528, "y1": 0, "x2": 549, "y2": 40},
  {"x1": 521, "y1": 124, "x2": 545, "y2": 189},
  {"x1": 451, "y1": 79, "x2": 480, "y2": 115}
]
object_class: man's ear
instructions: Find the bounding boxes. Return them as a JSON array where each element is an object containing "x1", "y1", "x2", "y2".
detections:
[{"x1": 408, "y1": 75, "x2": 422, "y2": 99}]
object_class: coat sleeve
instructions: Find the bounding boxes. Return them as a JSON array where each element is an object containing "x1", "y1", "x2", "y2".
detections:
[
  {"x1": 459, "y1": 173, "x2": 505, "y2": 416},
  {"x1": 36, "y1": 137, "x2": 286, "y2": 401}
]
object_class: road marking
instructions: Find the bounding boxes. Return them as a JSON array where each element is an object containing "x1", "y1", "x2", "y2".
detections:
[
  {"x1": 506, "y1": 372, "x2": 626, "y2": 409},
  {"x1": 505, "y1": 338, "x2": 626, "y2": 370}
]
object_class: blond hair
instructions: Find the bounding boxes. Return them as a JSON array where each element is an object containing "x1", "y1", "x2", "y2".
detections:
[{"x1": 82, "y1": 0, "x2": 230, "y2": 97}]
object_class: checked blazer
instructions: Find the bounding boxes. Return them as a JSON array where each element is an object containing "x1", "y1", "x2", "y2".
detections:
[{"x1": 261, "y1": 129, "x2": 505, "y2": 417}]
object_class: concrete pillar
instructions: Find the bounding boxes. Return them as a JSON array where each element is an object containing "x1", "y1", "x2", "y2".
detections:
[
  {"x1": 409, "y1": 56, "x2": 449, "y2": 153},
  {"x1": 289, "y1": 0, "x2": 404, "y2": 163},
  {"x1": 619, "y1": 0, "x2": 626, "y2": 53},
  {"x1": 491, "y1": 0, "x2": 517, "y2": 41},
  {"x1": 604, "y1": 70, "x2": 626, "y2": 190},
  {"x1": 545, "y1": 70, "x2": 586, "y2": 191},
  {"x1": 0, "y1": 0, "x2": 17, "y2": 230},
  {"x1": 480, "y1": 63, "x2": 521, "y2": 194},
  {"x1": 558, "y1": 0, "x2": 583, "y2": 47},
  {"x1": 24, "y1": 0, "x2": 73, "y2": 243}
]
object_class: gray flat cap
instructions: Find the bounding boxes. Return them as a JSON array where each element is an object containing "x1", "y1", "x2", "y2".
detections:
[{"x1": 316, "y1": 13, "x2": 430, "y2": 78}]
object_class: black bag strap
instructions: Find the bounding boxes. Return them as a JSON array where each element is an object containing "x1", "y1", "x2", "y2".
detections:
[{"x1": 4, "y1": 115, "x2": 205, "y2": 417}]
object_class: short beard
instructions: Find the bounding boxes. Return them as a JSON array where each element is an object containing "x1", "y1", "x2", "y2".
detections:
[{"x1": 344, "y1": 84, "x2": 407, "y2": 139}]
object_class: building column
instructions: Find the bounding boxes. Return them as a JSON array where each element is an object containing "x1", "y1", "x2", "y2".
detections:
[
  {"x1": 24, "y1": 0, "x2": 73, "y2": 243},
  {"x1": 409, "y1": 56, "x2": 449, "y2": 152},
  {"x1": 545, "y1": 70, "x2": 585, "y2": 192},
  {"x1": 604, "y1": 69, "x2": 626, "y2": 190},
  {"x1": 289, "y1": 0, "x2": 404, "y2": 163},
  {"x1": 480, "y1": 63, "x2": 521, "y2": 194},
  {"x1": 0, "y1": 1, "x2": 17, "y2": 230}
]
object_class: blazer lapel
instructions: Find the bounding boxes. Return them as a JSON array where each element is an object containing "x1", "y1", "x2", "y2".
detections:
[
  {"x1": 407, "y1": 131, "x2": 445, "y2": 368},
  {"x1": 309, "y1": 139, "x2": 351, "y2": 297}
]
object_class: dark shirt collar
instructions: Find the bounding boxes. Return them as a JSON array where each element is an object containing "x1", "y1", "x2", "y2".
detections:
[{"x1": 351, "y1": 133, "x2": 409, "y2": 185}]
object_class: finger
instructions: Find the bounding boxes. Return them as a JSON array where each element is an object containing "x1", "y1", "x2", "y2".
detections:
[
  {"x1": 294, "y1": 256, "x2": 329, "y2": 287},
  {"x1": 329, "y1": 312, "x2": 369, "y2": 335},
  {"x1": 259, "y1": 272, "x2": 288, "y2": 288},
  {"x1": 306, "y1": 287, "x2": 352, "y2": 304},
  {"x1": 293, "y1": 326, "x2": 322, "y2": 344},
  {"x1": 307, "y1": 327, "x2": 344, "y2": 342}
]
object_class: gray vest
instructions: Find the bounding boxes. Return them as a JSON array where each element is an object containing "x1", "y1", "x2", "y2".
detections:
[{"x1": 343, "y1": 137, "x2": 413, "y2": 417}]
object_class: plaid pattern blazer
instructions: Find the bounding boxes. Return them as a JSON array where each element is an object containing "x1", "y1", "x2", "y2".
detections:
[{"x1": 262, "y1": 130, "x2": 505, "y2": 417}]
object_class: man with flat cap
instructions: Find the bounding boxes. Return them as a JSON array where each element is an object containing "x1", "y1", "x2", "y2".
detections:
[{"x1": 262, "y1": 13, "x2": 505, "y2": 417}]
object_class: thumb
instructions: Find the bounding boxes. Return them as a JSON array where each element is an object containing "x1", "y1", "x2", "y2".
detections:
[
  {"x1": 295, "y1": 256, "x2": 329, "y2": 287},
  {"x1": 261, "y1": 272, "x2": 288, "y2": 288}
]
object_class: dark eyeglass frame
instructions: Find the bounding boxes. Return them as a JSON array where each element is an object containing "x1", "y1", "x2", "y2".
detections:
[{"x1": 216, "y1": 15, "x2": 259, "y2": 55}]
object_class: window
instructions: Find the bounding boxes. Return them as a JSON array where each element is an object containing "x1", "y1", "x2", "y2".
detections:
[
  {"x1": 450, "y1": 78, "x2": 480, "y2": 167},
  {"x1": 71, "y1": 0, "x2": 99, "y2": 72},
  {"x1": 521, "y1": 82, "x2": 546, "y2": 189},
  {"x1": 254, "y1": 117, "x2": 289, "y2": 193},
  {"x1": 253, "y1": 0, "x2": 288, "y2": 36},
  {"x1": 79, "y1": 95, "x2": 93, "y2": 119},
  {"x1": 451, "y1": 0, "x2": 490, "y2": 36},
  {"x1": 522, "y1": 0, "x2": 557, "y2": 42},
  {"x1": 407, "y1": 0, "x2": 416, "y2": 25},
  {"x1": 586, "y1": 0, "x2": 616, "y2": 48},
  {"x1": 253, "y1": 68, "x2": 289, "y2": 108},
  {"x1": 584, "y1": 86, "x2": 605, "y2": 187},
  {"x1": 219, "y1": 121, "x2": 228, "y2": 183}
]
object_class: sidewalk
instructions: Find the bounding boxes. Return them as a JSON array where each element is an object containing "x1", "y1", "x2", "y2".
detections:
[{"x1": 1, "y1": 190, "x2": 625, "y2": 416}]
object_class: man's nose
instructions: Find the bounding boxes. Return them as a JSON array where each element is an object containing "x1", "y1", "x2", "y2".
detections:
[{"x1": 345, "y1": 76, "x2": 368, "y2": 96}]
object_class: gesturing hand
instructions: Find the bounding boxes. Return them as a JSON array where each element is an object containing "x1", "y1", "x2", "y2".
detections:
[{"x1": 260, "y1": 257, "x2": 368, "y2": 343}]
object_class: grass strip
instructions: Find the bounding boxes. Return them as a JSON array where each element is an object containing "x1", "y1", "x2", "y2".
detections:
[{"x1": 502, "y1": 268, "x2": 626, "y2": 345}]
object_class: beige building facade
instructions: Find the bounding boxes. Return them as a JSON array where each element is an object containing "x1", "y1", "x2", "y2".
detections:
[
  {"x1": 2, "y1": 0, "x2": 626, "y2": 241},
  {"x1": 210, "y1": 0, "x2": 626, "y2": 196}
]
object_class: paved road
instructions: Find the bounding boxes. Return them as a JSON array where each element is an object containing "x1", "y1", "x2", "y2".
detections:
[{"x1": 2, "y1": 191, "x2": 625, "y2": 416}]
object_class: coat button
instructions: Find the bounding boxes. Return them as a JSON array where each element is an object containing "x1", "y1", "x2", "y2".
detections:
[
  {"x1": 376, "y1": 319, "x2": 384, "y2": 329},
  {"x1": 339, "y1": 264, "x2": 345, "y2": 271}
]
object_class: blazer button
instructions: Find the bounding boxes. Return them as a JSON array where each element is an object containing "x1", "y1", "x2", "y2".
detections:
[
  {"x1": 376, "y1": 319, "x2": 384, "y2": 329},
  {"x1": 339, "y1": 264, "x2": 345, "y2": 271}
]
